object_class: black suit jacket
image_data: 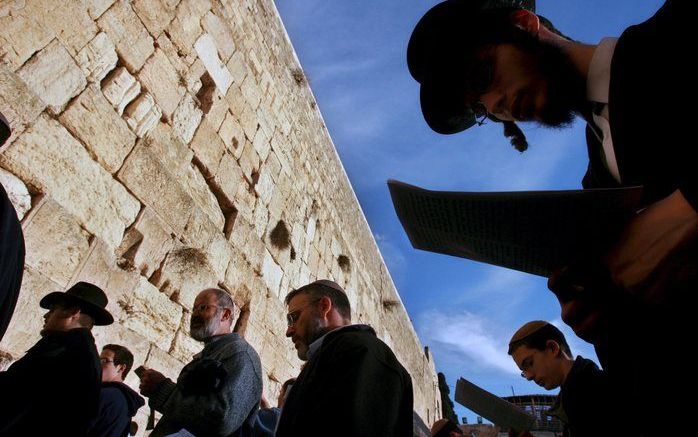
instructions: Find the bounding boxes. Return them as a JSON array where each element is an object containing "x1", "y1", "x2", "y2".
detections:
[{"x1": 276, "y1": 325, "x2": 414, "y2": 437}]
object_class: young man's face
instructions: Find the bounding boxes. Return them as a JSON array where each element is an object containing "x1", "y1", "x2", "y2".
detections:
[
  {"x1": 511, "y1": 344, "x2": 564, "y2": 390},
  {"x1": 474, "y1": 39, "x2": 583, "y2": 128},
  {"x1": 41, "y1": 303, "x2": 79, "y2": 335},
  {"x1": 100, "y1": 349, "x2": 125, "y2": 383}
]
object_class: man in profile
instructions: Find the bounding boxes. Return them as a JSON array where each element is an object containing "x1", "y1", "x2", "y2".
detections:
[
  {"x1": 276, "y1": 279, "x2": 413, "y2": 437},
  {"x1": 0, "y1": 282, "x2": 112, "y2": 435},
  {"x1": 138, "y1": 288, "x2": 262, "y2": 437},
  {"x1": 508, "y1": 321, "x2": 612, "y2": 436},
  {"x1": 89, "y1": 344, "x2": 145, "y2": 437}
]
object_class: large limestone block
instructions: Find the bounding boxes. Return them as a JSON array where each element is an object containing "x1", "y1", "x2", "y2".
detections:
[
  {"x1": 0, "y1": 168, "x2": 31, "y2": 220},
  {"x1": 182, "y1": 164, "x2": 225, "y2": 230},
  {"x1": 172, "y1": 93, "x2": 203, "y2": 144},
  {"x1": 22, "y1": 198, "x2": 91, "y2": 288},
  {"x1": 17, "y1": 39, "x2": 87, "y2": 114},
  {"x1": 201, "y1": 11, "x2": 236, "y2": 62},
  {"x1": 123, "y1": 92, "x2": 161, "y2": 138},
  {"x1": 0, "y1": 65, "x2": 45, "y2": 147},
  {"x1": 142, "y1": 122, "x2": 193, "y2": 172},
  {"x1": 261, "y1": 249, "x2": 283, "y2": 299},
  {"x1": 181, "y1": 208, "x2": 231, "y2": 278},
  {"x1": 101, "y1": 67, "x2": 141, "y2": 115},
  {"x1": 117, "y1": 276, "x2": 183, "y2": 346},
  {"x1": 97, "y1": 0, "x2": 155, "y2": 71},
  {"x1": 227, "y1": 51, "x2": 248, "y2": 86},
  {"x1": 117, "y1": 139, "x2": 194, "y2": 234},
  {"x1": 76, "y1": 32, "x2": 118, "y2": 83},
  {"x1": 138, "y1": 49, "x2": 185, "y2": 119},
  {"x1": 116, "y1": 207, "x2": 175, "y2": 277},
  {"x1": 240, "y1": 75, "x2": 261, "y2": 111},
  {"x1": 0, "y1": 267, "x2": 60, "y2": 357},
  {"x1": 218, "y1": 111, "x2": 245, "y2": 154},
  {"x1": 33, "y1": 0, "x2": 98, "y2": 55},
  {"x1": 166, "y1": 0, "x2": 211, "y2": 59},
  {"x1": 170, "y1": 318, "x2": 204, "y2": 362},
  {"x1": 255, "y1": 166, "x2": 275, "y2": 206},
  {"x1": 133, "y1": 0, "x2": 178, "y2": 38},
  {"x1": 151, "y1": 246, "x2": 219, "y2": 309},
  {"x1": 0, "y1": 6, "x2": 53, "y2": 69},
  {"x1": 213, "y1": 152, "x2": 244, "y2": 207},
  {"x1": 190, "y1": 119, "x2": 225, "y2": 176},
  {"x1": 145, "y1": 344, "x2": 186, "y2": 381},
  {"x1": 87, "y1": 0, "x2": 116, "y2": 19},
  {"x1": 60, "y1": 85, "x2": 137, "y2": 173},
  {"x1": 195, "y1": 33, "x2": 233, "y2": 95},
  {"x1": 0, "y1": 115, "x2": 140, "y2": 247}
]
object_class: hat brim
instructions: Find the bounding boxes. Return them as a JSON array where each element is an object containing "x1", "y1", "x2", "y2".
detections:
[
  {"x1": 40, "y1": 292, "x2": 114, "y2": 326},
  {"x1": 420, "y1": 82, "x2": 478, "y2": 135}
]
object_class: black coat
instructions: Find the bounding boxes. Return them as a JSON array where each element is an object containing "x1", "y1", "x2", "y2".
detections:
[
  {"x1": 0, "y1": 182, "x2": 24, "y2": 341},
  {"x1": 0, "y1": 328, "x2": 101, "y2": 436},
  {"x1": 88, "y1": 382, "x2": 145, "y2": 437},
  {"x1": 276, "y1": 325, "x2": 414, "y2": 437},
  {"x1": 580, "y1": 1, "x2": 696, "y2": 434}
]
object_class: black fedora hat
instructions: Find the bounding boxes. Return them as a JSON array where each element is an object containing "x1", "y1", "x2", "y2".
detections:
[
  {"x1": 40, "y1": 281, "x2": 114, "y2": 326},
  {"x1": 407, "y1": 0, "x2": 536, "y2": 134}
]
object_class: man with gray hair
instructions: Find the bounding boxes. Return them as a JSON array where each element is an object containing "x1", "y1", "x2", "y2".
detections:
[
  {"x1": 138, "y1": 288, "x2": 262, "y2": 437},
  {"x1": 276, "y1": 279, "x2": 413, "y2": 437}
]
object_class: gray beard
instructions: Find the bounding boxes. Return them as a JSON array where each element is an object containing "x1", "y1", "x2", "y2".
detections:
[{"x1": 190, "y1": 317, "x2": 221, "y2": 342}]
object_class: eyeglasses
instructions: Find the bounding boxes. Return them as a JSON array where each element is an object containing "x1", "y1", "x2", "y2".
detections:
[
  {"x1": 286, "y1": 299, "x2": 320, "y2": 327},
  {"x1": 100, "y1": 358, "x2": 115, "y2": 365}
]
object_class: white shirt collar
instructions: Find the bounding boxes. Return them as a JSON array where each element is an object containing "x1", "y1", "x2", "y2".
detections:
[{"x1": 586, "y1": 37, "x2": 618, "y2": 104}]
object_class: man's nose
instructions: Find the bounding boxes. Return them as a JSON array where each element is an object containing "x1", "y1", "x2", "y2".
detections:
[
  {"x1": 480, "y1": 90, "x2": 509, "y2": 120},
  {"x1": 285, "y1": 325, "x2": 294, "y2": 338}
]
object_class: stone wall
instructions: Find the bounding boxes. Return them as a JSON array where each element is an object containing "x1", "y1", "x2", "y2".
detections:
[{"x1": 0, "y1": 0, "x2": 441, "y2": 431}]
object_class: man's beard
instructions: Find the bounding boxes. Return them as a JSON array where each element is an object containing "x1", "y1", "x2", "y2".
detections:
[
  {"x1": 296, "y1": 318, "x2": 330, "y2": 361},
  {"x1": 527, "y1": 39, "x2": 586, "y2": 128},
  {"x1": 190, "y1": 314, "x2": 221, "y2": 342}
]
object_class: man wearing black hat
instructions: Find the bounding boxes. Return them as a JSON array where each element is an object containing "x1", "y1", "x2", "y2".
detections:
[
  {"x1": 407, "y1": 0, "x2": 696, "y2": 433},
  {"x1": 276, "y1": 279, "x2": 413, "y2": 437},
  {"x1": 0, "y1": 281, "x2": 112, "y2": 435}
]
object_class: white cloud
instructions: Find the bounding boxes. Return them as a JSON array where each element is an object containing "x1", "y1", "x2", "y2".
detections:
[{"x1": 418, "y1": 309, "x2": 520, "y2": 376}]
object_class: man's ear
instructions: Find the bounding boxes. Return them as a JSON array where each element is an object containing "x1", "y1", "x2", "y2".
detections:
[
  {"x1": 546, "y1": 339, "x2": 561, "y2": 356},
  {"x1": 510, "y1": 9, "x2": 540, "y2": 35},
  {"x1": 116, "y1": 363, "x2": 127, "y2": 379},
  {"x1": 318, "y1": 296, "x2": 332, "y2": 319}
]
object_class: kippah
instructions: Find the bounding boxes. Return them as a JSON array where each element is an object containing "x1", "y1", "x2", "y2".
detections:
[{"x1": 509, "y1": 320, "x2": 551, "y2": 346}]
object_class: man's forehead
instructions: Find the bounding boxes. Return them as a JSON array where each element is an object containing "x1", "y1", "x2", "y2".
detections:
[
  {"x1": 511, "y1": 345, "x2": 534, "y2": 363},
  {"x1": 287, "y1": 292, "x2": 311, "y2": 309},
  {"x1": 100, "y1": 349, "x2": 114, "y2": 358},
  {"x1": 194, "y1": 290, "x2": 217, "y2": 305}
]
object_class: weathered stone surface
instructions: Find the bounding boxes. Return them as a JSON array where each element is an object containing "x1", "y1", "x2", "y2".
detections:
[
  {"x1": 194, "y1": 33, "x2": 233, "y2": 95},
  {"x1": 189, "y1": 119, "x2": 225, "y2": 176},
  {"x1": 138, "y1": 49, "x2": 185, "y2": 119},
  {"x1": 22, "y1": 198, "x2": 91, "y2": 287},
  {"x1": 0, "y1": 115, "x2": 140, "y2": 247},
  {"x1": 87, "y1": 0, "x2": 116, "y2": 19},
  {"x1": 17, "y1": 39, "x2": 87, "y2": 114},
  {"x1": 124, "y1": 93, "x2": 161, "y2": 138},
  {"x1": 117, "y1": 139, "x2": 194, "y2": 234},
  {"x1": 172, "y1": 93, "x2": 203, "y2": 144},
  {"x1": 170, "y1": 316, "x2": 204, "y2": 362},
  {"x1": 255, "y1": 166, "x2": 275, "y2": 206},
  {"x1": 201, "y1": 11, "x2": 236, "y2": 62},
  {"x1": 34, "y1": 0, "x2": 98, "y2": 55},
  {"x1": 60, "y1": 85, "x2": 136, "y2": 173},
  {"x1": 142, "y1": 122, "x2": 193, "y2": 172},
  {"x1": 97, "y1": 0, "x2": 155, "y2": 71},
  {"x1": 0, "y1": 65, "x2": 45, "y2": 148},
  {"x1": 0, "y1": 168, "x2": 31, "y2": 220},
  {"x1": 0, "y1": 267, "x2": 60, "y2": 356},
  {"x1": 151, "y1": 246, "x2": 219, "y2": 309},
  {"x1": 76, "y1": 32, "x2": 118, "y2": 83},
  {"x1": 261, "y1": 249, "x2": 283, "y2": 298},
  {"x1": 218, "y1": 111, "x2": 245, "y2": 153},
  {"x1": 181, "y1": 208, "x2": 231, "y2": 279},
  {"x1": 117, "y1": 276, "x2": 183, "y2": 346},
  {"x1": 240, "y1": 75, "x2": 261, "y2": 110},
  {"x1": 116, "y1": 206, "x2": 175, "y2": 277},
  {"x1": 101, "y1": 67, "x2": 141, "y2": 115},
  {"x1": 226, "y1": 50, "x2": 248, "y2": 85},
  {"x1": 205, "y1": 90, "x2": 229, "y2": 131},
  {"x1": 0, "y1": 7, "x2": 53, "y2": 69},
  {"x1": 144, "y1": 344, "x2": 186, "y2": 381},
  {"x1": 212, "y1": 152, "x2": 244, "y2": 206},
  {"x1": 182, "y1": 164, "x2": 225, "y2": 231},
  {"x1": 238, "y1": 138, "x2": 260, "y2": 182},
  {"x1": 132, "y1": 0, "x2": 178, "y2": 37},
  {"x1": 166, "y1": 0, "x2": 210, "y2": 58}
]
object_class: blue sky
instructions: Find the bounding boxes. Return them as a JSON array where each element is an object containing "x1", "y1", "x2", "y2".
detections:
[{"x1": 275, "y1": 0, "x2": 664, "y2": 425}]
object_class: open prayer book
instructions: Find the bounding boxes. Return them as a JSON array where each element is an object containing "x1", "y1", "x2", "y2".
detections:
[
  {"x1": 388, "y1": 180, "x2": 643, "y2": 277},
  {"x1": 455, "y1": 377, "x2": 535, "y2": 430}
]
